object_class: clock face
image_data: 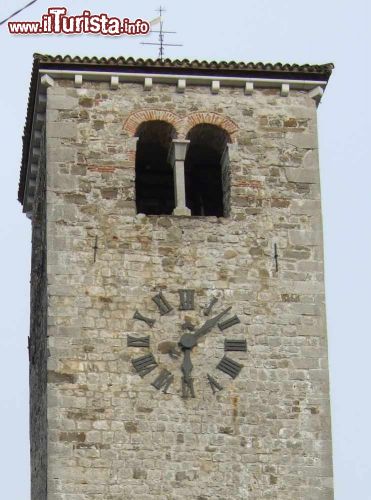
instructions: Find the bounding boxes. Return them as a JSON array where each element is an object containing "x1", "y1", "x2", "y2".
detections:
[{"x1": 127, "y1": 290, "x2": 247, "y2": 398}]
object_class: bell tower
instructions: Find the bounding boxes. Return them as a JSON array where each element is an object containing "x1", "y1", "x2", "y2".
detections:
[{"x1": 20, "y1": 54, "x2": 334, "y2": 499}]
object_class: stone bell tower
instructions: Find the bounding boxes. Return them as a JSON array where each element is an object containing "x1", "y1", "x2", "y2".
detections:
[{"x1": 19, "y1": 54, "x2": 334, "y2": 499}]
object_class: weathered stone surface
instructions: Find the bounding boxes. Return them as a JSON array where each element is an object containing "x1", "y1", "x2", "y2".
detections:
[
  {"x1": 27, "y1": 78, "x2": 333, "y2": 499},
  {"x1": 286, "y1": 167, "x2": 319, "y2": 184},
  {"x1": 47, "y1": 94, "x2": 78, "y2": 110},
  {"x1": 286, "y1": 131, "x2": 318, "y2": 149},
  {"x1": 47, "y1": 145, "x2": 76, "y2": 164},
  {"x1": 289, "y1": 229, "x2": 323, "y2": 246},
  {"x1": 47, "y1": 122, "x2": 77, "y2": 139},
  {"x1": 29, "y1": 127, "x2": 47, "y2": 500},
  {"x1": 47, "y1": 371, "x2": 76, "y2": 384},
  {"x1": 291, "y1": 199, "x2": 321, "y2": 215}
]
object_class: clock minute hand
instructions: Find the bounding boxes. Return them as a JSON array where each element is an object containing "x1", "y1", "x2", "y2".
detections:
[{"x1": 193, "y1": 307, "x2": 232, "y2": 340}]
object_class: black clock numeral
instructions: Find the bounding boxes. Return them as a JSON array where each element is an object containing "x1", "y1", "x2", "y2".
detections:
[
  {"x1": 204, "y1": 297, "x2": 218, "y2": 316},
  {"x1": 217, "y1": 356, "x2": 243, "y2": 379},
  {"x1": 127, "y1": 335, "x2": 150, "y2": 348},
  {"x1": 133, "y1": 310, "x2": 155, "y2": 328},
  {"x1": 151, "y1": 369, "x2": 174, "y2": 393},
  {"x1": 132, "y1": 354, "x2": 157, "y2": 377},
  {"x1": 152, "y1": 292, "x2": 173, "y2": 315},
  {"x1": 182, "y1": 377, "x2": 195, "y2": 399},
  {"x1": 207, "y1": 374, "x2": 223, "y2": 394},
  {"x1": 178, "y1": 289, "x2": 195, "y2": 310},
  {"x1": 224, "y1": 339, "x2": 247, "y2": 352},
  {"x1": 218, "y1": 315, "x2": 240, "y2": 331}
]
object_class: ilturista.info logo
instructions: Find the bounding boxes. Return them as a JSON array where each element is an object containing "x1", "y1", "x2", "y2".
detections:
[{"x1": 7, "y1": 7, "x2": 151, "y2": 36}]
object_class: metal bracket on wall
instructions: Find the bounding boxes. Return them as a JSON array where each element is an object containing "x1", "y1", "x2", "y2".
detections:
[
  {"x1": 93, "y1": 236, "x2": 98, "y2": 263},
  {"x1": 274, "y1": 243, "x2": 279, "y2": 272}
]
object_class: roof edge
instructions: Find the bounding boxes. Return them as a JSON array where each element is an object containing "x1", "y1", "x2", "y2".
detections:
[{"x1": 33, "y1": 53, "x2": 334, "y2": 80}]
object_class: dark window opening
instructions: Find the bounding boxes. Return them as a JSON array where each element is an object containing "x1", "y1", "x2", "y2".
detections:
[
  {"x1": 185, "y1": 124, "x2": 230, "y2": 217},
  {"x1": 135, "y1": 120, "x2": 176, "y2": 215}
]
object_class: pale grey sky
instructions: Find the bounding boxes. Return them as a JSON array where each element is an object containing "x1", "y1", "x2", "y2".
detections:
[{"x1": 0, "y1": 0, "x2": 370, "y2": 498}]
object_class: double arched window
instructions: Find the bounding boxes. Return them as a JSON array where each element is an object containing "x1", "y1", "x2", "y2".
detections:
[{"x1": 135, "y1": 120, "x2": 231, "y2": 217}]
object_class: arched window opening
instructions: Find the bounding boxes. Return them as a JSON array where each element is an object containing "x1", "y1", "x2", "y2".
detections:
[
  {"x1": 185, "y1": 124, "x2": 230, "y2": 217},
  {"x1": 135, "y1": 120, "x2": 176, "y2": 215}
]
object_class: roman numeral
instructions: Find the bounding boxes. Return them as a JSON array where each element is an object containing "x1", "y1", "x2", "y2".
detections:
[
  {"x1": 132, "y1": 354, "x2": 157, "y2": 377},
  {"x1": 182, "y1": 377, "x2": 195, "y2": 398},
  {"x1": 217, "y1": 356, "x2": 243, "y2": 379},
  {"x1": 151, "y1": 370, "x2": 174, "y2": 393},
  {"x1": 127, "y1": 335, "x2": 150, "y2": 348},
  {"x1": 207, "y1": 374, "x2": 223, "y2": 394},
  {"x1": 152, "y1": 292, "x2": 173, "y2": 315},
  {"x1": 218, "y1": 315, "x2": 240, "y2": 331},
  {"x1": 224, "y1": 339, "x2": 247, "y2": 352},
  {"x1": 133, "y1": 310, "x2": 155, "y2": 328},
  {"x1": 204, "y1": 297, "x2": 218, "y2": 316},
  {"x1": 178, "y1": 289, "x2": 195, "y2": 310}
]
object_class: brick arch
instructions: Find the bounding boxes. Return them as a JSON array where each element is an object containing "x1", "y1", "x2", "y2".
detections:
[
  {"x1": 183, "y1": 112, "x2": 239, "y2": 142},
  {"x1": 123, "y1": 109, "x2": 182, "y2": 137}
]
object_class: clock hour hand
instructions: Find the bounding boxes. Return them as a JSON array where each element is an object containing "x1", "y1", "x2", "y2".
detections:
[
  {"x1": 193, "y1": 307, "x2": 232, "y2": 340},
  {"x1": 181, "y1": 347, "x2": 195, "y2": 398},
  {"x1": 181, "y1": 348, "x2": 193, "y2": 380}
]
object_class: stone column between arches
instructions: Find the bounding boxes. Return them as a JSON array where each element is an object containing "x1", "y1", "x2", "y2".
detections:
[{"x1": 168, "y1": 139, "x2": 191, "y2": 216}]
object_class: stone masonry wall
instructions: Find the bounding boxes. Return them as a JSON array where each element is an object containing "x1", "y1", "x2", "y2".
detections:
[
  {"x1": 30, "y1": 126, "x2": 48, "y2": 500},
  {"x1": 42, "y1": 79, "x2": 333, "y2": 499}
]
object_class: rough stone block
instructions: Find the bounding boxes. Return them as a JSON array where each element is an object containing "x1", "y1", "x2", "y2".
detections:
[
  {"x1": 291, "y1": 199, "x2": 321, "y2": 214},
  {"x1": 47, "y1": 146, "x2": 76, "y2": 163},
  {"x1": 287, "y1": 132, "x2": 317, "y2": 149},
  {"x1": 285, "y1": 167, "x2": 319, "y2": 184},
  {"x1": 289, "y1": 229, "x2": 322, "y2": 246},
  {"x1": 47, "y1": 95, "x2": 78, "y2": 111},
  {"x1": 48, "y1": 122, "x2": 77, "y2": 139}
]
